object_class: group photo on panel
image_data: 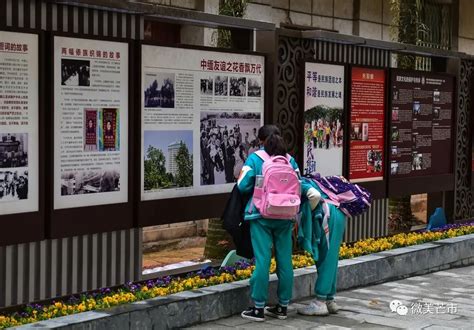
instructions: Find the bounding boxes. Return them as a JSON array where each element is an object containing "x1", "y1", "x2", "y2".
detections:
[{"x1": 200, "y1": 112, "x2": 261, "y2": 186}]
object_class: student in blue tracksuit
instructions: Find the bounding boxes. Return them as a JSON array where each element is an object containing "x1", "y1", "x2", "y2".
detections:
[
  {"x1": 238, "y1": 125, "x2": 321, "y2": 322},
  {"x1": 296, "y1": 178, "x2": 347, "y2": 316}
]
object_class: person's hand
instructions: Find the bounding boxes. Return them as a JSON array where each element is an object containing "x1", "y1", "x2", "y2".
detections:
[{"x1": 307, "y1": 187, "x2": 321, "y2": 210}]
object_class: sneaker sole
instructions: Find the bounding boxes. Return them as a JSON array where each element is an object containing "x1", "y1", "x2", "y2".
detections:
[
  {"x1": 241, "y1": 312, "x2": 265, "y2": 322},
  {"x1": 264, "y1": 310, "x2": 287, "y2": 320}
]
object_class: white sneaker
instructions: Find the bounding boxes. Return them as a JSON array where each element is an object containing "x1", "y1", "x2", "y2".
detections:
[
  {"x1": 326, "y1": 300, "x2": 340, "y2": 314},
  {"x1": 297, "y1": 300, "x2": 329, "y2": 316}
]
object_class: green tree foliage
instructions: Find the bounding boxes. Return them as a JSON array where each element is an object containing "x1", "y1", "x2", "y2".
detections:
[
  {"x1": 143, "y1": 145, "x2": 171, "y2": 190},
  {"x1": 304, "y1": 105, "x2": 343, "y2": 124},
  {"x1": 213, "y1": 0, "x2": 249, "y2": 48},
  {"x1": 175, "y1": 142, "x2": 193, "y2": 187},
  {"x1": 390, "y1": 0, "x2": 429, "y2": 69}
]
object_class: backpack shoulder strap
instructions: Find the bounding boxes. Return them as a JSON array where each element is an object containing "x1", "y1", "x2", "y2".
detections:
[{"x1": 255, "y1": 150, "x2": 270, "y2": 161}]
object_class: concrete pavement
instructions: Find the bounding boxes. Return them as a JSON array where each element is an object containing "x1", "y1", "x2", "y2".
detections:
[{"x1": 189, "y1": 265, "x2": 474, "y2": 329}]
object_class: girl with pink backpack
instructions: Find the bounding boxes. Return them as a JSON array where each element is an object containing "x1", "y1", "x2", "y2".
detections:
[{"x1": 238, "y1": 125, "x2": 321, "y2": 322}]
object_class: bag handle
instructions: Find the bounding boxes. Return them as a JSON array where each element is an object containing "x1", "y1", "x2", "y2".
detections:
[{"x1": 270, "y1": 155, "x2": 291, "y2": 165}]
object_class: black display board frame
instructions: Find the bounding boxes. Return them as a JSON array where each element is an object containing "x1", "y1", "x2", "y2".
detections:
[
  {"x1": 47, "y1": 32, "x2": 135, "y2": 239},
  {"x1": 387, "y1": 68, "x2": 457, "y2": 197},
  {"x1": 0, "y1": 27, "x2": 45, "y2": 246},
  {"x1": 136, "y1": 41, "x2": 268, "y2": 228}
]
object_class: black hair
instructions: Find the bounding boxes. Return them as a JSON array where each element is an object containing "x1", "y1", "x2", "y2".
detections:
[
  {"x1": 258, "y1": 125, "x2": 287, "y2": 156},
  {"x1": 264, "y1": 133, "x2": 287, "y2": 156},
  {"x1": 257, "y1": 124, "x2": 281, "y2": 141}
]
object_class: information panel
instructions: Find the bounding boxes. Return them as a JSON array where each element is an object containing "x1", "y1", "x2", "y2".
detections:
[
  {"x1": 0, "y1": 31, "x2": 39, "y2": 215},
  {"x1": 141, "y1": 45, "x2": 264, "y2": 201},
  {"x1": 54, "y1": 37, "x2": 128, "y2": 209},
  {"x1": 349, "y1": 67, "x2": 385, "y2": 183},
  {"x1": 390, "y1": 69, "x2": 454, "y2": 178},
  {"x1": 303, "y1": 62, "x2": 345, "y2": 176}
]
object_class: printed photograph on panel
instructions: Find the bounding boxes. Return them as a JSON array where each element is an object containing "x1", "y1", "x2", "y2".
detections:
[
  {"x1": 61, "y1": 59, "x2": 90, "y2": 86},
  {"x1": 412, "y1": 152, "x2": 423, "y2": 171},
  {"x1": 366, "y1": 150, "x2": 383, "y2": 173},
  {"x1": 350, "y1": 123, "x2": 362, "y2": 140},
  {"x1": 0, "y1": 169, "x2": 28, "y2": 201},
  {"x1": 247, "y1": 77, "x2": 262, "y2": 97},
  {"x1": 143, "y1": 130, "x2": 193, "y2": 191},
  {"x1": 60, "y1": 169, "x2": 120, "y2": 195},
  {"x1": 214, "y1": 76, "x2": 228, "y2": 96},
  {"x1": 84, "y1": 109, "x2": 98, "y2": 151},
  {"x1": 200, "y1": 77, "x2": 213, "y2": 95},
  {"x1": 229, "y1": 77, "x2": 246, "y2": 97},
  {"x1": 200, "y1": 112, "x2": 260, "y2": 186},
  {"x1": 391, "y1": 162, "x2": 399, "y2": 175},
  {"x1": 304, "y1": 106, "x2": 344, "y2": 174},
  {"x1": 99, "y1": 108, "x2": 120, "y2": 151},
  {"x1": 0, "y1": 133, "x2": 28, "y2": 168},
  {"x1": 144, "y1": 72, "x2": 175, "y2": 108}
]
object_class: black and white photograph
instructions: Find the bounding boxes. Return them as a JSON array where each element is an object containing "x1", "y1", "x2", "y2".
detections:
[
  {"x1": 412, "y1": 152, "x2": 423, "y2": 171},
  {"x1": 433, "y1": 90, "x2": 441, "y2": 102},
  {"x1": 230, "y1": 77, "x2": 246, "y2": 97},
  {"x1": 391, "y1": 162, "x2": 399, "y2": 175},
  {"x1": 60, "y1": 170, "x2": 120, "y2": 196},
  {"x1": 214, "y1": 76, "x2": 228, "y2": 96},
  {"x1": 391, "y1": 146, "x2": 398, "y2": 156},
  {"x1": 247, "y1": 77, "x2": 262, "y2": 97},
  {"x1": 0, "y1": 169, "x2": 28, "y2": 201},
  {"x1": 433, "y1": 107, "x2": 440, "y2": 119},
  {"x1": 0, "y1": 133, "x2": 28, "y2": 168},
  {"x1": 144, "y1": 72, "x2": 175, "y2": 108},
  {"x1": 200, "y1": 77, "x2": 213, "y2": 95},
  {"x1": 393, "y1": 90, "x2": 399, "y2": 101},
  {"x1": 61, "y1": 59, "x2": 90, "y2": 86},
  {"x1": 200, "y1": 112, "x2": 261, "y2": 185}
]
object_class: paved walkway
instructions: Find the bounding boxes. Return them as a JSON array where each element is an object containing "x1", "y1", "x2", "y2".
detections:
[{"x1": 189, "y1": 265, "x2": 474, "y2": 329}]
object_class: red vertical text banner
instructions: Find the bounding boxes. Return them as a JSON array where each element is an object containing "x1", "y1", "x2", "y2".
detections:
[{"x1": 349, "y1": 67, "x2": 386, "y2": 182}]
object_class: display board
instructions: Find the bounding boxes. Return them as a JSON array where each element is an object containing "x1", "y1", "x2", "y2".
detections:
[
  {"x1": 303, "y1": 62, "x2": 345, "y2": 177},
  {"x1": 389, "y1": 69, "x2": 454, "y2": 178},
  {"x1": 0, "y1": 31, "x2": 39, "y2": 215},
  {"x1": 53, "y1": 36, "x2": 128, "y2": 209},
  {"x1": 140, "y1": 45, "x2": 264, "y2": 201},
  {"x1": 349, "y1": 67, "x2": 385, "y2": 183}
]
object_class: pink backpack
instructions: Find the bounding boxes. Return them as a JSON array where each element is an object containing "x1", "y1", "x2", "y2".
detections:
[{"x1": 251, "y1": 150, "x2": 301, "y2": 219}]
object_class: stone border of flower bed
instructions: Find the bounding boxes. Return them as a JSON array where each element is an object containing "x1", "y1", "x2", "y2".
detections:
[{"x1": 11, "y1": 233, "x2": 474, "y2": 329}]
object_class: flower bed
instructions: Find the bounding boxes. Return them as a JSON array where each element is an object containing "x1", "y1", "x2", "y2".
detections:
[{"x1": 1, "y1": 222, "x2": 473, "y2": 329}]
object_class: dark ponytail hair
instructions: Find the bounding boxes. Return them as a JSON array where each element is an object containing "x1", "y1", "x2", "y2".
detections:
[{"x1": 257, "y1": 125, "x2": 287, "y2": 156}]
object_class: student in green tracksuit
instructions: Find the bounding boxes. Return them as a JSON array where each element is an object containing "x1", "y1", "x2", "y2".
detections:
[
  {"x1": 297, "y1": 178, "x2": 347, "y2": 316},
  {"x1": 238, "y1": 125, "x2": 321, "y2": 322}
]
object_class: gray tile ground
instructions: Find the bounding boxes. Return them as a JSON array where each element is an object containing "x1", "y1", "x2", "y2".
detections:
[{"x1": 189, "y1": 265, "x2": 474, "y2": 329}]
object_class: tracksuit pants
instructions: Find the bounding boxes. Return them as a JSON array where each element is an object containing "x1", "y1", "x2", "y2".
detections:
[
  {"x1": 314, "y1": 206, "x2": 346, "y2": 301},
  {"x1": 249, "y1": 218, "x2": 294, "y2": 308}
]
